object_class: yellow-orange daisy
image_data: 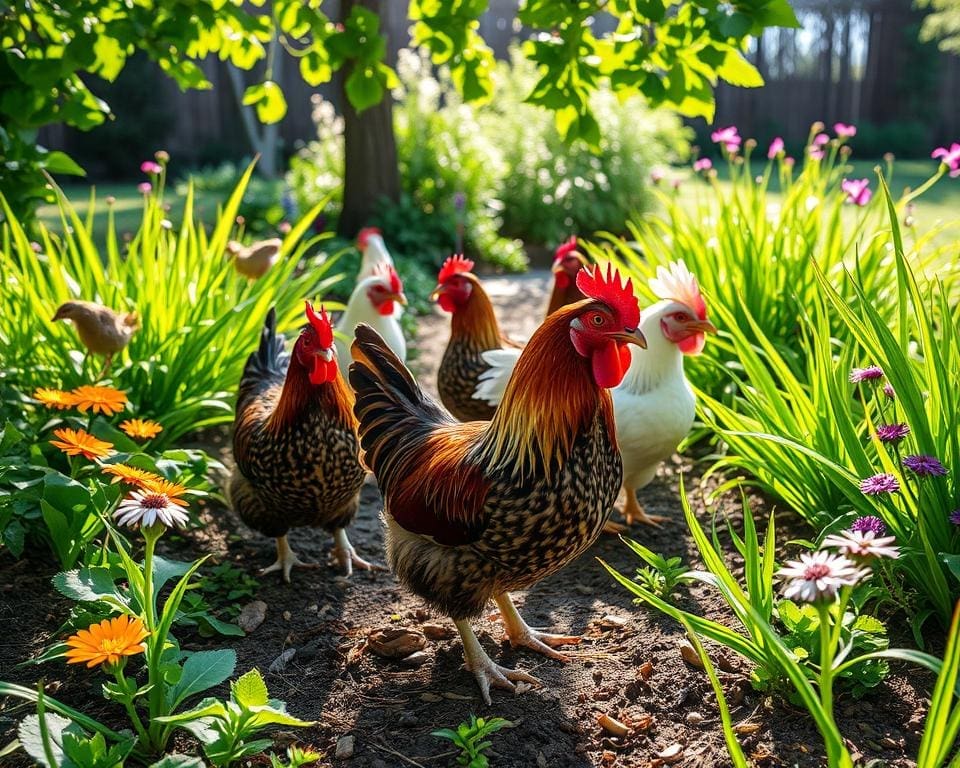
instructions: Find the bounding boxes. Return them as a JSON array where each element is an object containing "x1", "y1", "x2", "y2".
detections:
[
  {"x1": 119, "y1": 418, "x2": 163, "y2": 440},
  {"x1": 33, "y1": 387, "x2": 78, "y2": 410},
  {"x1": 101, "y1": 463, "x2": 164, "y2": 488},
  {"x1": 140, "y1": 477, "x2": 190, "y2": 507},
  {"x1": 65, "y1": 615, "x2": 149, "y2": 669},
  {"x1": 69, "y1": 385, "x2": 128, "y2": 416},
  {"x1": 50, "y1": 428, "x2": 115, "y2": 460}
]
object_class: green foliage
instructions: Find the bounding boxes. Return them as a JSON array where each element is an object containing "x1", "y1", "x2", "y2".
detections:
[
  {"x1": 432, "y1": 715, "x2": 512, "y2": 768},
  {"x1": 917, "y1": 0, "x2": 960, "y2": 54},
  {"x1": 268, "y1": 746, "x2": 322, "y2": 768},
  {"x1": 627, "y1": 540, "x2": 689, "y2": 600},
  {"x1": 917, "y1": 600, "x2": 960, "y2": 767},
  {"x1": 0, "y1": 160, "x2": 345, "y2": 446}
]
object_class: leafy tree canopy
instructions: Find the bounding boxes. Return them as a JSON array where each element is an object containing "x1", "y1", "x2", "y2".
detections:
[
  {"x1": 917, "y1": 0, "x2": 960, "y2": 53},
  {"x1": 0, "y1": 0, "x2": 799, "y2": 218}
]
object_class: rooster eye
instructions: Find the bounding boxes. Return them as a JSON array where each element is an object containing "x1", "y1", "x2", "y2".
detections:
[{"x1": 590, "y1": 313, "x2": 605, "y2": 326}]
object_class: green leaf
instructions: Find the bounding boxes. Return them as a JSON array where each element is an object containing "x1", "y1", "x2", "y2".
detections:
[
  {"x1": 166, "y1": 649, "x2": 237, "y2": 711},
  {"x1": 42, "y1": 151, "x2": 85, "y2": 176},
  {"x1": 149, "y1": 756, "x2": 207, "y2": 768},
  {"x1": 52, "y1": 567, "x2": 121, "y2": 604},
  {"x1": 17, "y1": 712, "x2": 80, "y2": 768},
  {"x1": 716, "y1": 50, "x2": 764, "y2": 87},
  {"x1": 233, "y1": 668, "x2": 269, "y2": 708},
  {"x1": 345, "y1": 66, "x2": 384, "y2": 113}
]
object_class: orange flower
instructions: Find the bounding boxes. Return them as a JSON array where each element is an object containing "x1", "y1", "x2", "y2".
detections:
[
  {"x1": 69, "y1": 385, "x2": 127, "y2": 416},
  {"x1": 65, "y1": 615, "x2": 149, "y2": 669},
  {"x1": 101, "y1": 463, "x2": 164, "y2": 487},
  {"x1": 140, "y1": 477, "x2": 190, "y2": 507},
  {"x1": 34, "y1": 387, "x2": 78, "y2": 410},
  {"x1": 119, "y1": 418, "x2": 163, "y2": 440},
  {"x1": 50, "y1": 428, "x2": 114, "y2": 460}
]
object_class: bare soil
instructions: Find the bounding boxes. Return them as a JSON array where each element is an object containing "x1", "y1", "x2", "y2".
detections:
[{"x1": 0, "y1": 272, "x2": 927, "y2": 767}]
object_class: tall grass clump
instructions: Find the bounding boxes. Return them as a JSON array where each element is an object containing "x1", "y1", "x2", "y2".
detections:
[{"x1": 0, "y1": 161, "x2": 345, "y2": 445}]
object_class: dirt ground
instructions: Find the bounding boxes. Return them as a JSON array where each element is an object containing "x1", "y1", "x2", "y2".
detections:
[{"x1": 0, "y1": 272, "x2": 929, "y2": 767}]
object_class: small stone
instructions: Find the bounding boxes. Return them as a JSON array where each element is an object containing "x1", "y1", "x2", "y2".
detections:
[
  {"x1": 238, "y1": 600, "x2": 268, "y2": 634},
  {"x1": 268, "y1": 647, "x2": 296, "y2": 673},
  {"x1": 399, "y1": 712, "x2": 418, "y2": 727},
  {"x1": 685, "y1": 712, "x2": 704, "y2": 725},
  {"x1": 881, "y1": 737, "x2": 900, "y2": 749},
  {"x1": 420, "y1": 693, "x2": 442, "y2": 702},
  {"x1": 283, "y1": 610, "x2": 292, "y2": 621},
  {"x1": 307, "y1": 603, "x2": 319, "y2": 613},
  {"x1": 574, "y1": 583, "x2": 593, "y2": 595},
  {"x1": 400, "y1": 651, "x2": 430, "y2": 668},
  {"x1": 537, "y1": 752, "x2": 548, "y2": 768},
  {"x1": 734, "y1": 723, "x2": 760, "y2": 735},
  {"x1": 367, "y1": 627, "x2": 427, "y2": 659},
  {"x1": 422, "y1": 622, "x2": 453, "y2": 640},
  {"x1": 679, "y1": 641, "x2": 703, "y2": 668},
  {"x1": 335, "y1": 735, "x2": 354, "y2": 759},
  {"x1": 601, "y1": 614, "x2": 627, "y2": 628},
  {"x1": 657, "y1": 743, "x2": 684, "y2": 763}
]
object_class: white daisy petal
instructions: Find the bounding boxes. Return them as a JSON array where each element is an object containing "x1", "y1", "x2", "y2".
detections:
[
  {"x1": 822, "y1": 530, "x2": 900, "y2": 560},
  {"x1": 113, "y1": 490, "x2": 188, "y2": 530},
  {"x1": 776, "y1": 550, "x2": 869, "y2": 602}
]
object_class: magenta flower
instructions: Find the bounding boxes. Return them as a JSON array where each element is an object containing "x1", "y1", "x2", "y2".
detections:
[
  {"x1": 876, "y1": 423, "x2": 910, "y2": 443},
  {"x1": 883, "y1": 382, "x2": 896, "y2": 399},
  {"x1": 951, "y1": 509, "x2": 960, "y2": 526},
  {"x1": 849, "y1": 365, "x2": 884, "y2": 383},
  {"x1": 860, "y1": 473, "x2": 900, "y2": 495},
  {"x1": 140, "y1": 161, "x2": 162, "y2": 175},
  {"x1": 834, "y1": 123, "x2": 857, "y2": 138},
  {"x1": 902, "y1": 455, "x2": 948, "y2": 477},
  {"x1": 932, "y1": 143, "x2": 960, "y2": 177},
  {"x1": 808, "y1": 146, "x2": 825, "y2": 161},
  {"x1": 650, "y1": 168, "x2": 665, "y2": 184},
  {"x1": 137, "y1": 182, "x2": 152, "y2": 195},
  {"x1": 814, "y1": 133, "x2": 830, "y2": 146},
  {"x1": 693, "y1": 158, "x2": 713, "y2": 173},
  {"x1": 710, "y1": 126, "x2": 741, "y2": 152},
  {"x1": 851, "y1": 516, "x2": 886, "y2": 537},
  {"x1": 767, "y1": 137, "x2": 784, "y2": 159},
  {"x1": 784, "y1": 156, "x2": 796, "y2": 169},
  {"x1": 842, "y1": 178, "x2": 872, "y2": 206}
]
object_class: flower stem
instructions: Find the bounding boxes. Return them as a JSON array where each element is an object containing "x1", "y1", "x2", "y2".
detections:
[
  {"x1": 141, "y1": 524, "x2": 164, "y2": 751},
  {"x1": 113, "y1": 667, "x2": 150, "y2": 746},
  {"x1": 817, "y1": 602, "x2": 835, "y2": 720}
]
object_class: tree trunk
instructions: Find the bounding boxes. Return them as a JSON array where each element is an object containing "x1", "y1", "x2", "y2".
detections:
[{"x1": 337, "y1": 0, "x2": 402, "y2": 238}]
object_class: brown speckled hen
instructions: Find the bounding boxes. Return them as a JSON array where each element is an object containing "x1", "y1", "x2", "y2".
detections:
[
  {"x1": 349, "y1": 264, "x2": 645, "y2": 703},
  {"x1": 432, "y1": 255, "x2": 522, "y2": 422},
  {"x1": 228, "y1": 303, "x2": 371, "y2": 582}
]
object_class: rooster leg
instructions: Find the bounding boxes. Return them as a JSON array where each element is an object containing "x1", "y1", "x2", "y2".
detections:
[
  {"x1": 456, "y1": 619, "x2": 539, "y2": 706},
  {"x1": 332, "y1": 528, "x2": 385, "y2": 577},
  {"x1": 96, "y1": 354, "x2": 113, "y2": 380},
  {"x1": 260, "y1": 535, "x2": 318, "y2": 583},
  {"x1": 622, "y1": 486, "x2": 668, "y2": 527},
  {"x1": 494, "y1": 593, "x2": 580, "y2": 662}
]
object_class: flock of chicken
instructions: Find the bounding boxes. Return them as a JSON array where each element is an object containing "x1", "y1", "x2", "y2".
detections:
[{"x1": 227, "y1": 228, "x2": 716, "y2": 703}]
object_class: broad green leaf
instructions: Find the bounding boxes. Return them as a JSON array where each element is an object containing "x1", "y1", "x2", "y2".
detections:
[
  {"x1": 166, "y1": 649, "x2": 238, "y2": 711},
  {"x1": 42, "y1": 151, "x2": 86, "y2": 176},
  {"x1": 345, "y1": 66, "x2": 384, "y2": 113},
  {"x1": 52, "y1": 567, "x2": 121, "y2": 604},
  {"x1": 233, "y1": 668, "x2": 269, "y2": 708},
  {"x1": 716, "y1": 50, "x2": 764, "y2": 88}
]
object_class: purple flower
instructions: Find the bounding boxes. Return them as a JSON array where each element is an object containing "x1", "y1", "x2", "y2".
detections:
[
  {"x1": 849, "y1": 365, "x2": 884, "y2": 383},
  {"x1": 902, "y1": 455, "x2": 949, "y2": 477},
  {"x1": 768, "y1": 137, "x2": 784, "y2": 159},
  {"x1": 711, "y1": 126, "x2": 741, "y2": 152},
  {"x1": 932, "y1": 143, "x2": 960, "y2": 178},
  {"x1": 137, "y1": 182, "x2": 152, "y2": 195},
  {"x1": 814, "y1": 133, "x2": 830, "y2": 146},
  {"x1": 851, "y1": 516, "x2": 886, "y2": 536},
  {"x1": 950, "y1": 509, "x2": 960, "y2": 526},
  {"x1": 842, "y1": 178, "x2": 872, "y2": 206},
  {"x1": 876, "y1": 423, "x2": 910, "y2": 443},
  {"x1": 883, "y1": 382, "x2": 896, "y2": 399},
  {"x1": 140, "y1": 160, "x2": 162, "y2": 175},
  {"x1": 860, "y1": 473, "x2": 900, "y2": 495},
  {"x1": 834, "y1": 123, "x2": 857, "y2": 138},
  {"x1": 454, "y1": 192, "x2": 466, "y2": 211},
  {"x1": 693, "y1": 158, "x2": 713, "y2": 173}
]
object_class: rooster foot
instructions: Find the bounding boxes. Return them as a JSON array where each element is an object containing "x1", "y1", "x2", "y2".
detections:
[
  {"x1": 456, "y1": 620, "x2": 539, "y2": 706},
  {"x1": 621, "y1": 490, "x2": 668, "y2": 528},
  {"x1": 261, "y1": 536, "x2": 318, "y2": 583},
  {"x1": 602, "y1": 519, "x2": 629, "y2": 535},
  {"x1": 495, "y1": 593, "x2": 580, "y2": 662},
  {"x1": 332, "y1": 528, "x2": 386, "y2": 577}
]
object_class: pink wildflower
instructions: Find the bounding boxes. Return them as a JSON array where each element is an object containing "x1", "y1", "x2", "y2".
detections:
[
  {"x1": 140, "y1": 161, "x2": 162, "y2": 175},
  {"x1": 710, "y1": 126, "x2": 741, "y2": 152},
  {"x1": 932, "y1": 143, "x2": 960, "y2": 177},
  {"x1": 693, "y1": 158, "x2": 713, "y2": 173},
  {"x1": 137, "y1": 182, "x2": 152, "y2": 195},
  {"x1": 842, "y1": 178, "x2": 872, "y2": 206},
  {"x1": 768, "y1": 137, "x2": 784, "y2": 159},
  {"x1": 834, "y1": 123, "x2": 857, "y2": 138},
  {"x1": 814, "y1": 133, "x2": 830, "y2": 146}
]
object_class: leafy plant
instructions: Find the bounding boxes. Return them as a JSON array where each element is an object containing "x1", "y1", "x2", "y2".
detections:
[
  {"x1": 432, "y1": 715, "x2": 511, "y2": 768},
  {"x1": 627, "y1": 540, "x2": 689, "y2": 601}
]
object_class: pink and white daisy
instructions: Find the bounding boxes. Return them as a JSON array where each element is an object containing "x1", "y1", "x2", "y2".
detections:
[
  {"x1": 778, "y1": 551, "x2": 869, "y2": 602},
  {"x1": 822, "y1": 530, "x2": 900, "y2": 561},
  {"x1": 115, "y1": 490, "x2": 189, "y2": 530}
]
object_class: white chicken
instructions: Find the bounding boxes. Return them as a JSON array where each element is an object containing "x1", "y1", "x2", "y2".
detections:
[
  {"x1": 334, "y1": 264, "x2": 407, "y2": 377},
  {"x1": 474, "y1": 260, "x2": 715, "y2": 530}
]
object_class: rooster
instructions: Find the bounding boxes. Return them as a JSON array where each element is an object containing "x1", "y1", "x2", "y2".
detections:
[
  {"x1": 349, "y1": 264, "x2": 645, "y2": 703},
  {"x1": 474, "y1": 260, "x2": 716, "y2": 531},
  {"x1": 334, "y1": 264, "x2": 407, "y2": 377},
  {"x1": 357, "y1": 227, "x2": 394, "y2": 277},
  {"x1": 228, "y1": 303, "x2": 372, "y2": 582},
  {"x1": 52, "y1": 300, "x2": 140, "y2": 377},
  {"x1": 546, "y1": 236, "x2": 590, "y2": 316},
  {"x1": 432, "y1": 255, "x2": 522, "y2": 422},
  {"x1": 226, "y1": 238, "x2": 282, "y2": 279}
]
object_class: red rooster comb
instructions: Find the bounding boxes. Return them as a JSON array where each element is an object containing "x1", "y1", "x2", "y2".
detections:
[
  {"x1": 304, "y1": 301, "x2": 334, "y2": 348},
  {"x1": 373, "y1": 263, "x2": 403, "y2": 294},
  {"x1": 437, "y1": 254, "x2": 475, "y2": 284},
  {"x1": 553, "y1": 235, "x2": 580, "y2": 264},
  {"x1": 576, "y1": 263, "x2": 640, "y2": 329},
  {"x1": 357, "y1": 227, "x2": 381, "y2": 249},
  {"x1": 648, "y1": 259, "x2": 707, "y2": 320}
]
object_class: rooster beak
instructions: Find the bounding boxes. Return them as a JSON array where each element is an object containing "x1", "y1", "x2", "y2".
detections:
[
  {"x1": 429, "y1": 284, "x2": 444, "y2": 302},
  {"x1": 391, "y1": 292, "x2": 408, "y2": 306},
  {"x1": 551, "y1": 263, "x2": 564, "y2": 275},
  {"x1": 612, "y1": 328, "x2": 647, "y2": 349},
  {"x1": 686, "y1": 319, "x2": 718, "y2": 334}
]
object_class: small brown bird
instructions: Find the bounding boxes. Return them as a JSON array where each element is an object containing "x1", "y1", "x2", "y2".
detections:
[
  {"x1": 226, "y1": 238, "x2": 282, "y2": 279},
  {"x1": 52, "y1": 300, "x2": 140, "y2": 377}
]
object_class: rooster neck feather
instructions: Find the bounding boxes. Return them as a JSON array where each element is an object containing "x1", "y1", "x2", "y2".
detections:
[
  {"x1": 266, "y1": 359, "x2": 357, "y2": 433},
  {"x1": 546, "y1": 281, "x2": 587, "y2": 317},
  {"x1": 478, "y1": 302, "x2": 616, "y2": 481},
  {"x1": 451, "y1": 278, "x2": 502, "y2": 350}
]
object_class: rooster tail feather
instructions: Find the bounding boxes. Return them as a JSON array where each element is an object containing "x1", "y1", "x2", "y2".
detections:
[{"x1": 240, "y1": 307, "x2": 288, "y2": 391}]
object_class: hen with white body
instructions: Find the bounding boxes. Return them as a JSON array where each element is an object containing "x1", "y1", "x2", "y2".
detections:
[{"x1": 334, "y1": 264, "x2": 407, "y2": 378}]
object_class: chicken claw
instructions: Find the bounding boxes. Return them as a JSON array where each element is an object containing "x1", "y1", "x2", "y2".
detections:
[
  {"x1": 495, "y1": 593, "x2": 580, "y2": 662},
  {"x1": 623, "y1": 491, "x2": 668, "y2": 527},
  {"x1": 332, "y1": 528, "x2": 386, "y2": 577},
  {"x1": 261, "y1": 535, "x2": 319, "y2": 583},
  {"x1": 456, "y1": 620, "x2": 539, "y2": 706}
]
